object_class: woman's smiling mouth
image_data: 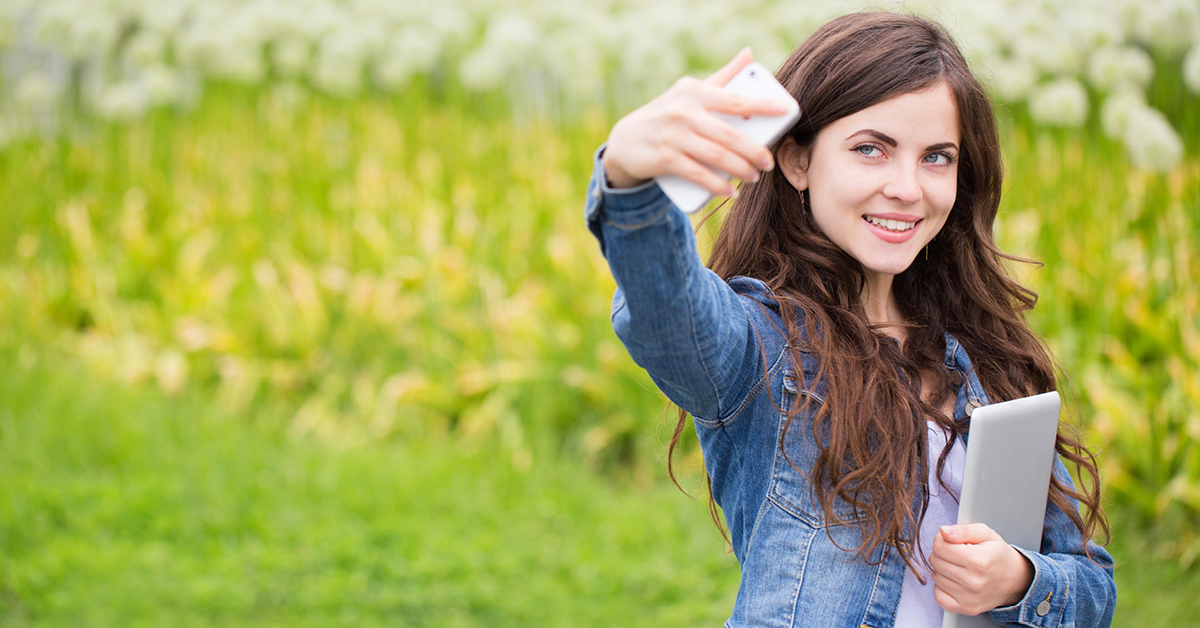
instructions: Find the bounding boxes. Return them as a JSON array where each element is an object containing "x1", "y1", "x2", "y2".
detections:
[
  {"x1": 862, "y1": 214, "x2": 923, "y2": 244},
  {"x1": 864, "y1": 215, "x2": 917, "y2": 232}
]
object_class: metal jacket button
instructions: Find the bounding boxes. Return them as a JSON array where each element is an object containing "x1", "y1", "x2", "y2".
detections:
[{"x1": 1036, "y1": 593, "x2": 1053, "y2": 616}]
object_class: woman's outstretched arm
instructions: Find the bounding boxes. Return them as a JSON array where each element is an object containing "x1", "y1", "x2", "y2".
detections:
[{"x1": 584, "y1": 51, "x2": 785, "y2": 420}]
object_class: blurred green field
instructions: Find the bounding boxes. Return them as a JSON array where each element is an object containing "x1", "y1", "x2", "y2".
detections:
[
  {"x1": 1, "y1": 74, "x2": 1198, "y2": 624},
  {"x1": 2, "y1": 303, "x2": 1199, "y2": 626},
  {"x1": 0, "y1": 340, "x2": 741, "y2": 627}
]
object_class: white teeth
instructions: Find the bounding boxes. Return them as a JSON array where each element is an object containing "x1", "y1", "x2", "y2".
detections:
[{"x1": 865, "y1": 216, "x2": 915, "y2": 232}]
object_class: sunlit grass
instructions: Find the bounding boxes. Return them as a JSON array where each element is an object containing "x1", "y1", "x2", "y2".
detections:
[
  {"x1": 0, "y1": 341, "x2": 739, "y2": 627},
  {"x1": 2, "y1": 316, "x2": 1199, "y2": 627}
]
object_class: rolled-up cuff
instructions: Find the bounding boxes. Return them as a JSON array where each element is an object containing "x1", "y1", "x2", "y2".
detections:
[
  {"x1": 987, "y1": 545, "x2": 1069, "y2": 627},
  {"x1": 584, "y1": 144, "x2": 674, "y2": 253}
]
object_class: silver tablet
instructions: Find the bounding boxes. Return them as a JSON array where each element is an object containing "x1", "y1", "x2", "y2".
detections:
[{"x1": 942, "y1": 391, "x2": 1060, "y2": 628}]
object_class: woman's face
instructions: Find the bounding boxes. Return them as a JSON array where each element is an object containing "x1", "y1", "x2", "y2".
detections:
[{"x1": 783, "y1": 81, "x2": 960, "y2": 282}]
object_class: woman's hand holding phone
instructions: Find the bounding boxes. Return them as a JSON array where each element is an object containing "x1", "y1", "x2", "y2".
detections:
[{"x1": 602, "y1": 48, "x2": 788, "y2": 197}]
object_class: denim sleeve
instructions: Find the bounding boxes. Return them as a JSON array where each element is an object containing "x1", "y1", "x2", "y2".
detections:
[
  {"x1": 583, "y1": 144, "x2": 758, "y2": 421},
  {"x1": 987, "y1": 458, "x2": 1117, "y2": 627}
]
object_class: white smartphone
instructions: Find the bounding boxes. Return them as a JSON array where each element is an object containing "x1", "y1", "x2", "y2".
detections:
[{"x1": 655, "y1": 62, "x2": 801, "y2": 214}]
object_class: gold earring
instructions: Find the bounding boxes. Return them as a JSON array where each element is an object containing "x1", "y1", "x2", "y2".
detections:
[{"x1": 924, "y1": 245, "x2": 929, "y2": 261}]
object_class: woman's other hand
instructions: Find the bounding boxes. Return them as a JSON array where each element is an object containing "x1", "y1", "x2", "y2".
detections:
[
  {"x1": 929, "y1": 523, "x2": 1036, "y2": 616},
  {"x1": 601, "y1": 48, "x2": 786, "y2": 194}
]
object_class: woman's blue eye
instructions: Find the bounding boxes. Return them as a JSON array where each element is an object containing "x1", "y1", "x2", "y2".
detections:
[
  {"x1": 854, "y1": 145, "x2": 882, "y2": 157},
  {"x1": 924, "y1": 152, "x2": 954, "y2": 165}
]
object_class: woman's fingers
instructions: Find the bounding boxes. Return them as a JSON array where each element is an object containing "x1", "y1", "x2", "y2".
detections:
[
  {"x1": 704, "y1": 47, "x2": 754, "y2": 87},
  {"x1": 940, "y1": 523, "x2": 1002, "y2": 545},
  {"x1": 928, "y1": 525, "x2": 1035, "y2": 614},
  {"x1": 669, "y1": 154, "x2": 739, "y2": 197},
  {"x1": 933, "y1": 584, "x2": 969, "y2": 615},
  {"x1": 932, "y1": 565, "x2": 990, "y2": 616},
  {"x1": 605, "y1": 102, "x2": 770, "y2": 189},
  {"x1": 690, "y1": 111, "x2": 776, "y2": 174},
  {"x1": 686, "y1": 79, "x2": 792, "y2": 121},
  {"x1": 602, "y1": 48, "x2": 790, "y2": 189},
  {"x1": 657, "y1": 83, "x2": 779, "y2": 181}
]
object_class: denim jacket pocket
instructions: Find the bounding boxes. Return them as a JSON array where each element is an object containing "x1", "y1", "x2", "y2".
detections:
[{"x1": 768, "y1": 367, "x2": 867, "y2": 528}]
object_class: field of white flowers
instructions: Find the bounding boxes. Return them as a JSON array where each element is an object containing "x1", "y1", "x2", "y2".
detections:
[{"x1": 1, "y1": 0, "x2": 1197, "y2": 169}]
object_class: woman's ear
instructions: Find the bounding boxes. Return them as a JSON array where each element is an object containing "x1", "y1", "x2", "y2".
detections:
[{"x1": 777, "y1": 137, "x2": 809, "y2": 192}]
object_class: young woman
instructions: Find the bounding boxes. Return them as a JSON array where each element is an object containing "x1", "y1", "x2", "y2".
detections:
[{"x1": 584, "y1": 12, "x2": 1115, "y2": 628}]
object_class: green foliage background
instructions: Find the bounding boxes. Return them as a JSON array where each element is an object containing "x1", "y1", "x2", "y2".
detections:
[{"x1": 1, "y1": 65, "x2": 1198, "y2": 623}]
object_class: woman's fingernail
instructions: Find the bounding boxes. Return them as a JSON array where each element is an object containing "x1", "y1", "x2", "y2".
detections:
[
  {"x1": 760, "y1": 157, "x2": 775, "y2": 171},
  {"x1": 941, "y1": 526, "x2": 957, "y2": 538},
  {"x1": 730, "y1": 187, "x2": 739, "y2": 199}
]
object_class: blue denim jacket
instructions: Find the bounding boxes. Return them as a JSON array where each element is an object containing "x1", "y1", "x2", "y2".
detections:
[{"x1": 584, "y1": 147, "x2": 1115, "y2": 627}]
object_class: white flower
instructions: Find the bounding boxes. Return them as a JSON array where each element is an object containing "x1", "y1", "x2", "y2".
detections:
[
  {"x1": 141, "y1": 64, "x2": 181, "y2": 106},
  {"x1": 1015, "y1": 32, "x2": 1085, "y2": 75},
  {"x1": 235, "y1": 0, "x2": 285, "y2": 42},
  {"x1": 372, "y1": 55, "x2": 411, "y2": 92},
  {"x1": 68, "y1": 10, "x2": 121, "y2": 59},
  {"x1": 31, "y1": 1, "x2": 75, "y2": 50},
  {"x1": 272, "y1": 34, "x2": 313, "y2": 77},
  {"x1": 137, "y1": 1, "x2": 188, "y2": 35},
  {"x1": 1134, "y1": 0, "x2": 1200, "y2": 55},
  {"x1": 373, "y1": 29, "x2": 440, "y2": 91},
  {"x1": 1087, "y1": 46, "x2": 1155, "y2": 91},
  {"x1": 393, "y1": 27, "x2": 441, "y2": 74},
  {"x1": 1122, "y1": 107, "x2": 1184, "y2": 172},
  {"x1": 618, "y1": 31, "x2": 685, "y2": 95},
  {"x1": 986, "y1": 58, "x2": 1040, "y2": 102},
  {"x1": 539, "y1": 31, "x2": 605, "y2": 97},
  {"x1": 1100, "y1": 89, "x2": 1147, "y2": 139},
  {"x1": 175, "y1": 25, "x2": 222, "y2": 71},
  {"x1": 312, "y1": 31, "x2": 369, "y2": 97},
  {"x1": 429, "y1": 5, "x2": 474, "y2": 46},
  {"x1": 1184, "y1": 45, "x2": 1200, "y2": 95},
  {"x1": 94, "y1": 82, "x2": 149, "y2": 122},
  {"x1": 1028, "y1": 77, "x2": 1090, "y2": 127},
  {"x1": 459, "y1": 45, "x2": 509, "y2": 91},
  {"x1": 15, "y1": 71, "x2": 59, "y2": 110},
  {"x1": 212, "y1": 42, "x2": 268, "y2": 85},
  {"x1": 174, "y1": 6, "x2": 270, "y2": 85},
  {"x1": 1062, "y1": 11, "x2": 1125, "y2": 49},
  {"x1": 481, "y1": 13, "x2": 539, "y2": 60},
  {"x1": 125, "y1": 29, "x2": 167, "y2": 68}
]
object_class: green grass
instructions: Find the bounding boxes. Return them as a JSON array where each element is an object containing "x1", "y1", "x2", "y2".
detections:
[
  {"x1": 0, "y1": 341, "x2": 739, "y2": 627},
  {"x1": 3, "y1": 325, "x2": 1200, "y2": 626}
]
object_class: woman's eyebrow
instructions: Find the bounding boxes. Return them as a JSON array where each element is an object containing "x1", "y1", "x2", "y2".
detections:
[
  {"x1": 926, "y1": 142, "x2": 959, "y2": 152},
  {"x1": 846, "y1": 129, "x2": 897, "y2": 146}
]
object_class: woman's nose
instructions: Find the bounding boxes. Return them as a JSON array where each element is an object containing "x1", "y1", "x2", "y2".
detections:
[{"x1": 882, "y1": 164, "x2": 922, "y2": 204}]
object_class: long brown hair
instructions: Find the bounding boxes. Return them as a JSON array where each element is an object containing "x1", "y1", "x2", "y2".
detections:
[{"x1": 668, "y1": 12, "x2": 1108, "y2": 573}]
